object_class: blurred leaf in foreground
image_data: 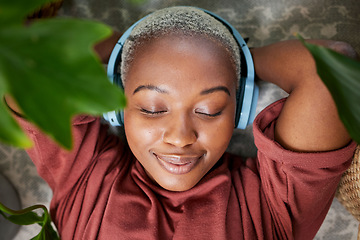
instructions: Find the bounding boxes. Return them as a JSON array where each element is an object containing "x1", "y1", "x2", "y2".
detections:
[
  {"x1": 0, "y1": 0, "x2": 52, "y2": 25},
  {"x1": 298, "y1": 34, "x2": 360, "y2": 144},
  {"x1": 0, "y1": 4, "x2": 126, "y2": 149}
]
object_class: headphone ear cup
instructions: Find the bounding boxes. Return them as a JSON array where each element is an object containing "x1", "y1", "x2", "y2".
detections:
[
  {"x1": 102, "y1": 107, "x2": 124, "y2": 126},
  {"x1": 118, "y1": 110, "x2": 124, "y2": 126},
  {"x1": 103, "y1": 17, "x2": 145, "y2": 127},
  {"x1": 234, "y1": 77, "x2": 245, "y2": 128},
  {"x1": 115, "y1": 73, "x2": 125, "y2": 126},
  {"x1": 235, "y1": 82, "x2": 259, "y2": 129},
  {"x1": 102, "y1": 73, "x2": 125, "y2": 126}
]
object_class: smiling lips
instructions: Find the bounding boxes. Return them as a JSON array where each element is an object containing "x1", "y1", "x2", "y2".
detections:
[{"x1": 154, "y1": 153, "x2": 203, "y2": 175}]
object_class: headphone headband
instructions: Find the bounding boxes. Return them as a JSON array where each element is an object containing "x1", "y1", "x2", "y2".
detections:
[{"x1": 103, "y1": 7, "x2": 258, "y2": 129}]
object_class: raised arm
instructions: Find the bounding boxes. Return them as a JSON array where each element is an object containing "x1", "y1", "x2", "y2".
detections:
[{"x1": 251, "y1": 40, "x2": 357, "y2": 152}]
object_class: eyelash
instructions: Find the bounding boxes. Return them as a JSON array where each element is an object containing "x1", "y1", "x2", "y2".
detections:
[
  {"x1": 196, "y1": 111, "x2": 222, "y2": 118},
  {"x1": 140, "y1": 108, "x2": 222, "y2": 117},
  {"x1": 140, "y1": 108, "x2": 167, "y2": 115}
]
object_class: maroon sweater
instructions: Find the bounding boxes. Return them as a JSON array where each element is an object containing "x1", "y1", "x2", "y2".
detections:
[{"x1": 17, "y1": 99, "x2": 356, "y2": 239}]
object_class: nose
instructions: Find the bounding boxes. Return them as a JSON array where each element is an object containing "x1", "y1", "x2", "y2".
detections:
[{"x1": 163, "y1": 114, "x2": 198, "y2": 148}]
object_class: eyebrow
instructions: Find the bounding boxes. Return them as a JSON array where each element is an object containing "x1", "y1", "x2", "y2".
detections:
[
  {"x1": 200, "y1": 86, "x2": 231, "y2": 96},
  {"x1": 132, "y1": 84, "x2": 231, "y2": 96},
  {"x1": 133, "y1": 84, "x2": 168, "y2": 95}
]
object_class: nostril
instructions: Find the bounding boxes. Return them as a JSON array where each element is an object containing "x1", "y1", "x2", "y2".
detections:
[{"x1": 163, "y1": 127, "x2": 197, "y2": 148}]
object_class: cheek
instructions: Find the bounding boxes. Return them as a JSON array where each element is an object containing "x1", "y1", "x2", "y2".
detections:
[
  {"x1": 124, "y1": 111, "x2": 160, "y2": 154},
  {"x1": 198, "y1": 116, "x2": 235, "y2": 160}
]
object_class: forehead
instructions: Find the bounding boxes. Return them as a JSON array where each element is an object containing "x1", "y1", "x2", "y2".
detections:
[{"x1": 125, "y1": 34, "x2": 237, "y2": 92}]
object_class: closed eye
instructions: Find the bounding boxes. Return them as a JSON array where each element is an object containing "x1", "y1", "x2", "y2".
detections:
[
  {"x1": 196, "y1": 111, "x2": 222, "y2": 118},
  {"x1": 140, "y1": 108, "x2": 167, "y2": 115}
]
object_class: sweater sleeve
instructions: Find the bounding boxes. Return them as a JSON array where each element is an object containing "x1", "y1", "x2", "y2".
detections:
[
  {"x1": 253, "y1": 98, "x2": 357, "y2": 240},
  {"x1": 14, "y1": 114, "x2": 119, "y2": 200}
]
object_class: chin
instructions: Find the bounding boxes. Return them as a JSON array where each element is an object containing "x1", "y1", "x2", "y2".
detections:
[
  {"x1": 161, "y1": 183, "x2": 197, "y2": 192},
  {"x1": 156, "y1": 176, "x2": 200, "y2": 192}
]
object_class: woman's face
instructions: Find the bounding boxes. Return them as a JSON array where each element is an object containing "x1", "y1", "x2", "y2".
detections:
[{"x1": 124, "y1": 34, "x2": 237, "y2": 191}]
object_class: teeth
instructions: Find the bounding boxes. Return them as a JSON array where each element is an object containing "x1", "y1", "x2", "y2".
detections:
[
  {"x1": 153, "y1": 153, "x2": 203, "y2": 175},
  {"x1": 155, "y1": 154, "x2": 196, "y2": 165},
  {"x1": 172, "y1": 162, "x2": 189, "y2": 166}
]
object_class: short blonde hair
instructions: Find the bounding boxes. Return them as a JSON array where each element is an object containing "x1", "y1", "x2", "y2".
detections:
[{"x1": 120, "y1": 6, "x2": 241, "y2": 86}]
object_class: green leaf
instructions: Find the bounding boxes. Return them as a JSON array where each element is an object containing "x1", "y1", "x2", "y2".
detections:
[
  {"x1": 0, "y1": 0, "x2": 55, "y2": 25},
  {"x1": 0, "y1": 202, "x2": 45, "y2": 225},
  {"x1": 31, "y1": 219, "x2": 60, "y2": 240},
  {"x1": 0, "y1": 102, "x2": 32, "y2": 148},
  {"x1": 0, "y1": 19, "x2": 126, "y2": 149},
  {"x1": 297, "y1": 35, "x2": 360, "y2": 144},
  {"x1": 0, "y1": 202, "x2": 60, "y2": 240},
  {"x1": 0, "y1": 78, "x2": 32, "y2": 147},
  {"x1": 0, "y1": 210, "x2": 43, "y2": 225}
]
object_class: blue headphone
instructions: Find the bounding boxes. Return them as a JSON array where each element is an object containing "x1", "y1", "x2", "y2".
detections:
[{"x1": 103, "y1": 7, "x2": 259, "y2": 129}]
